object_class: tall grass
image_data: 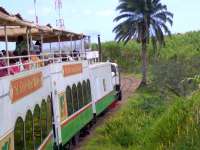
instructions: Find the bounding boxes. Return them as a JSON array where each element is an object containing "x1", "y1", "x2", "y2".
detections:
[
  {"x1": 83, "y1": 87, "x2": 200, "y2": 150},
  {"x1": 85, "y1": 31, "x2": 200, "y2": 149},
  {"x1": 146, "y1": 93, "x2": 200, "y2": 150},
  {"x1": 83, "y1": 87, "x2": 169, "y2": 150}
]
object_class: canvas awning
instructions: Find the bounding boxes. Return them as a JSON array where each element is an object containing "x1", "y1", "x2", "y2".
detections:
[
  {"x1": 0, "y1": 7, "x2": 86, "y2": 42},
  {"x1": 0, "y1": 7, "x2": 36, "y2": 27}
]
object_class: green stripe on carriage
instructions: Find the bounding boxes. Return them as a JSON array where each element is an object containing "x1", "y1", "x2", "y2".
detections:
[
  {"x1": 43, "y1": 139, "x2": 53, "y2": 150},
  {"x1": 96, "y1": 91, "x2": 116, "y2": 115},
  {"x1": 61, "y1": 106, "x2": 93, "y2": 144},
  {"x1": 40, "y1": 134, "x2": 53, "y2": 150}
]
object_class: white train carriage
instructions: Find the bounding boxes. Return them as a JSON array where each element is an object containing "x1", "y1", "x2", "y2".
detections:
[{"x1": 0, "y1": 8, "x2": 121, "y2": 150}]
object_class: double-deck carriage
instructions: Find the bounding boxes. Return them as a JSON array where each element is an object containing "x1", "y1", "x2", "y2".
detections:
[{"x1": 0, "y1": 8, "x2": 121, "y2": 150}]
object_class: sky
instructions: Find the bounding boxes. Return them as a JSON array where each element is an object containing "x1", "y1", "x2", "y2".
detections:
[{"x1": 0, "y1": 0, "x2": 200, "y2": 43}]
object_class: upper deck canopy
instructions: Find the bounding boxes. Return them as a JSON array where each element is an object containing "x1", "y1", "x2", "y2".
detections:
[
  {"x1": 0, "y1": 7, "x2": 36, "y2": 27},
  {"x1": 0, "y1": 7, "x2": 86, "y2": 42}
]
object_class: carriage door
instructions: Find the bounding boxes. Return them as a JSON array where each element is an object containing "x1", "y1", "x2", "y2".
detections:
[{"x1": 95, "y1": 77, "x2": 101, "y2": 102}]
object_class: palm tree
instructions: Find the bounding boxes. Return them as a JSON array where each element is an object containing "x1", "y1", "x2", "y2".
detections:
[{"x1": 113, "y1": 0, "x2": 173, "y2": 85}]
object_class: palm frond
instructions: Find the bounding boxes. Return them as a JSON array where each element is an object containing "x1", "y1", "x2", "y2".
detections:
[{"x1": 113, "y1": 0, "x2": 173, "y2": 46}]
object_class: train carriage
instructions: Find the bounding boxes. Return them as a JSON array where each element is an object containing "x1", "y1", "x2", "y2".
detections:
[
  {"x1": 0, "y1": 7, "x2": 121, "y2": 150},
  {"x1": 89, "y1": 63, "x2": 116, "y2": 115}
]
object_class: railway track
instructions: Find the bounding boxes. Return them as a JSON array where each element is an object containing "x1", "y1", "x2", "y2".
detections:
[{"x1": 72, "y1": 76, "x2": 141, "y2": 150}]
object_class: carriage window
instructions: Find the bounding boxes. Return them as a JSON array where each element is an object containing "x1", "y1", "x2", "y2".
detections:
[
  {"x1": 72, "y1": 84, "x2": 79, "y2": 112},
  {"x1": 77, "y1": 82, "x2": 84, "y2": 109},
  {"x1": 47, "y1": 96, "x2": 52, "y2": 134},
  {"x1": 14, "y1": 117, "x2": 24, "y2": 150},
  {"x1": 59, "y1": 92, "x2": 67, "y2": 121},
  {"x1": 66, "y1": 86, "x2": 74, "y2": 115},
  {"x1": 33, "y1": 104, "x2": 41, "y2": 149},
  {"x1": 25, "y1": 110, "x2": 34, "y2": 150},
  {"x1": 103, "y1": 79, "x2": 106, "y2": 92},
  {"x1": 87, "y1": 79, "x2": 92, "y2": 103},
  {"x1": 41, "y1": 100, "x2": 47, "y2": 140},
  {"x1": 82, "y1": 80, "x2": 87, "y2": 105}
]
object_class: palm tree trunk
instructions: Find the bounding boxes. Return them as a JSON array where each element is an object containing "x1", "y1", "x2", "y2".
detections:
[{"x1": 141, "y1": 40, "x2": 147, "y2": 85}]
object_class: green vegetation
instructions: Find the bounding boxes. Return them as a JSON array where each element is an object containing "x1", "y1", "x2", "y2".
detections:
[
  {"x1": 85, "y1": 31, "x2": 200, "y2": 149},
  {"x1": 98, "y1": 31, "x2": 200, "y2": 73},
  {"x1": 83, "y1": 86, "x2": 200, "y2": 150},
  {"x1": 99, "y1": 31, "x2": 200, "y2": 97},
  {"x1": 113, "y1": 0, "x2": 173, "y2": 85}
]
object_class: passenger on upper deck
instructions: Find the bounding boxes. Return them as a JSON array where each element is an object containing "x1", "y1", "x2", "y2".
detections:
[
  {"x1": 35, "y1": 40, "x2": 42, "y2": 54},
  {"x1": 1, "y1": 50, "x2": 6, "y2": 56},
  {"x1": 0, "y1": 51, "x2": 7, "y2": 77},
  {"x1": 30, "y1": 51, "x2": 44, "y2": 68},
  {"x1": 15, "y1": 36, "x2": 27, "y2": 55},
  {"x1": 72, "y1": 49, "x2": 80, "y2": 60},
  {"x1": 8, "y1": 51, "x2": 20, "y2": 75},
  {"x1": 21, "y1": 51, "x2": 30, "y2": 70}
]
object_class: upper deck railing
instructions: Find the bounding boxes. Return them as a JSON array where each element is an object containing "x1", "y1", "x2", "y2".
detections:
[
  {"x1": 0, "y1": 7, "x2": 98, "y2": 78},
  {"x1": 0, "y1": 51, "x2": 99, "y2": 78}
]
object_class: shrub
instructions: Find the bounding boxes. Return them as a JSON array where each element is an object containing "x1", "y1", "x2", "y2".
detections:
[{"x1": 151, "y1": 56, "x2": 200, "y2": 97}]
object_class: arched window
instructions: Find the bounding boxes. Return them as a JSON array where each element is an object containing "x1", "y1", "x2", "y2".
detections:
[
  {"x1": 87, "y1": 79, "x2": 92, "y2": 103},
  {"x1": 77, "y1": 82, "x2": 84, "y2": 109},
  {"x1": 41, "y1": 100, "x2": 47, "y2": 140},
  {"x1": 25, "y1": 110, "x2": 34, "y2": 150},
  {"x1": 14, "y1": 117, "x2": 24, "y2": 150},
  {"x1": 33, "y1": 104, "x2": 41, "y2": 149},
  {"x1": 72, "y1": 84, "x2": 79, "y2": 112},
  {"x1": 82, "y1": 80, "x2": 87, "y2": 105},
  {"x1": 47, "y1": 96, "x2": 52, "y2": 134},
  {"x1": 66, "y1": 86, "x2": 74, "y2": 115}
]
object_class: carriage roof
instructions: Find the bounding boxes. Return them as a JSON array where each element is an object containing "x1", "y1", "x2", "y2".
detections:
[{"x1": 0, "y1": 7, "x2": 86, "y2": 42}]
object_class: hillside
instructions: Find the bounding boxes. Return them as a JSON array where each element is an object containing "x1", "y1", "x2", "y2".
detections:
[
  {"x1": 83, "y1": 86, "x2": 200, "y2": 150},
  {"x1": 97, "y1": 31, "x2": 200, "y2": 73},
  {"x1": 83, "y1": 31, "x2": 200, "y2": 149}
]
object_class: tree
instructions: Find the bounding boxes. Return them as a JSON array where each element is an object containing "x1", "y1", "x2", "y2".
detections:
[{"x1": 113, "y1": 0, "x2": 173, "y2": 85}]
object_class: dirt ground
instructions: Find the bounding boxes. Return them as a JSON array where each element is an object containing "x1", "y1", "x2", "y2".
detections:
[{"x1": 73, "y1": 76, "x2": 141, "y2": 150}]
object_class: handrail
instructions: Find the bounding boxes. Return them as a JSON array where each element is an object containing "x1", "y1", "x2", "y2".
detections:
[{"x1": 0, "y1": 51, "x2": 99, "y2": 77}]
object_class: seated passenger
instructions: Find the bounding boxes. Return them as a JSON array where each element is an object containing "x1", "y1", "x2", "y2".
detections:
[
  {"x1": 73, "y1": 49, "x2": 78, "y2": 57},
  {"x1": 35, "y1": 40, "x2": 42, "y2": 54},
  {"x1": 0, "y1": 52, "x2": 8, "y2": 77},
  {"x1": 73, "y1": 49, "x2": 80, "y2": 60},
  {"x1": 21, "y1": 51, "x2": 30, "y2": 70},
  {"x1": 8, "y1": 59, "x2": 20, "y2": 75},
  {"x1": 30, "y1": 51, "x2": 44, "y2": 68},
  {"x1": 1, "y1": 50, "x2": 6, "y2": 56},
  {"x1": 12, "y1": 51, "x2": 24, "y2": 72},
  {"x1": 54, "y1": 54, "x2": 62, "y2": 63},
  {"x1": 61, "y1": 53, "x2": 68, "y2": 62},
  {"x1": 15, "y1": 36, "x2": 27, "y2": 55},
  {"x1": 67, "y1": 55, "x2": 74, "y2": 61}
]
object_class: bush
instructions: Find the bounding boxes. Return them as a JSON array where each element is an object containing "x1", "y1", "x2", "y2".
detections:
[
  {"x1": 83, "y1": 88, "x2": 200, "y2": 150},
  {"x1": 84, "y1": 88, "x2": 170, "y2": 150},
  {"x1": 151, "y1": 56, "x2": 200, "y2": 97},
  {"x1": 145, "y1": 93, "x2": 200, "y2": 149},
  {"x1": 93, "y1": 31, "x2": 200, "y2": 74}
]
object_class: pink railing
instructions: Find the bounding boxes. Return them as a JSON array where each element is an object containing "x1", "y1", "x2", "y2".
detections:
[{"x1": 0, "y1": 51, "x2": 91, "y2": 78}]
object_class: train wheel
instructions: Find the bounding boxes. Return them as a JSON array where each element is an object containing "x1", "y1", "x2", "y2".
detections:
[
  {"x1": 80, "y1": 125, "x2": 90, "y2": 137},
  {"x1": 72, "y1": 132, "x2": 80, "y2": 146},
  {"x1": 117, "y1": 90, "x2": 122, "y2": 101},
  {"x1": 64, "y1": 140, "x2": 72, "y2": 150}
]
